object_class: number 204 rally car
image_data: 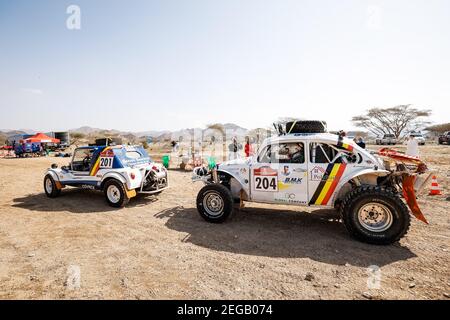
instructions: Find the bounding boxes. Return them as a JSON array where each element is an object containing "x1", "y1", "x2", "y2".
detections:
[
  {"x1": 44, "y1": 144, "x2": 168, "y2": 207},
  {"x1": 193, "y1": 129, "x2": 432, "y2": 245}
]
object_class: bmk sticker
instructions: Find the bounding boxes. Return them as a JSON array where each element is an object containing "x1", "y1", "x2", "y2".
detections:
[{"x1": 253, "y1": 166, "x2": 278, "y2": 192}]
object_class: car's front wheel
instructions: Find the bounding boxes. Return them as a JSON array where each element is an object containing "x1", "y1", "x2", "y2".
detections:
[
  {"x1": 104, "y1": 179, "x2": 130, "y2": 208},
  {"x1": 340, "y1": 186, "x2": 410, "y2": 245},
  {"x1": 196, "y1": 184, "x2": 234, "y2": 223},
  {"x1": 44, "y1": 174, "x2": 61, "y2": 198}
]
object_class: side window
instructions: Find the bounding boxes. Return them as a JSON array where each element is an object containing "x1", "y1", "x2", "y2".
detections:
[
  {"x1": 258, "y1": 145, "x2": 275, "y2": 163},
  {"x1": 258, "y1": 143, "x2": 305, "y2": 164},
  {"x1": 310, "y1": 143, "x2": 338, "y2": 163},
  {"x1": 71, "y1": 148, "x2": 95, "y2": 171}
]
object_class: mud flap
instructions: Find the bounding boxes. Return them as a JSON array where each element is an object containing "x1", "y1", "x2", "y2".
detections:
[
  {"x1": 126, "y1": 187, "x2": 137, "y2": 199},
  {"x1": 55, "y1": 181, "x2": 64, "y2": 190},
  {"x1": 402, "y1": 175, "x2": 428, "y2": 224}
]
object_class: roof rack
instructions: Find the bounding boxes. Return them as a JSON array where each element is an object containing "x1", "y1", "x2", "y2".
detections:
[{"x1": 273, "y1": 120, "x2": 327, "y2": 136}]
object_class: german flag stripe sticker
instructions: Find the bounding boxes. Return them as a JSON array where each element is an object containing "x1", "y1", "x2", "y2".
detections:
[
  {"x1": 309, "y1": 163, "x2": 334, "y2": 205},
  {"x1": 308, "y1": 163, "x2": 347, "y2": 205}
]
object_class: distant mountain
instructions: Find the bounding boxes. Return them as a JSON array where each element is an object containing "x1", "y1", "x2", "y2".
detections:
[
  {"x1": 3, "y1": 123, "x2": 249, "y2": 141},
  {"x1": 134, "y1": 130, "x2": 170, "y2": 138},
  {"x1": 0, "y1": 129, "x2": 36, "y2": 136},
  {"x1": 69, "y1": 126, "x2": 117, "y2": 134}
]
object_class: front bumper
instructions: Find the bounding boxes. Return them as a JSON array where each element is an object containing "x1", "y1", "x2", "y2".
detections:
[{"x1": 138, "y1": 167, "x2": 169, "y2": 194}]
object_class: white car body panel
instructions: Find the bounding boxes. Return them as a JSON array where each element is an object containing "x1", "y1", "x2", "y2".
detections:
[{"x1": 196, "y1": 133, "x2": 386, "y2": 207}]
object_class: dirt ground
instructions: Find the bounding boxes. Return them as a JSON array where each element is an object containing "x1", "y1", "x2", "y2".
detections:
[{"x1": 0, "y1": 144, "x2": 449, "y2": 300}]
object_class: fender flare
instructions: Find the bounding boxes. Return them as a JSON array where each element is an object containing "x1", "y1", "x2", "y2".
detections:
[
  {"x1": 217, "y1": 169, "x2": 249, "y2": 199},
  {"x1": 100, "y1": 172, "x2": 127, "y2": 189},
  {"x1": 45, "y1": 169, "x2": 61, "y2": 182},
  {"x1": 332, "y1": 169, "x2": 390, "y2": 205},
  {"x1": 45, "y1": 169, "x2": 65, "y2": 189}
]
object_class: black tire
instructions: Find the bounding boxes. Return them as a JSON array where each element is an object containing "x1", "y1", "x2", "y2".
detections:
[
  {"x1": 44, "y1": 174, "x2": 61, "y2": 198},
  {"x1": 285, "y1": 120, "x2": 326, "y2": 134},
  {"x1": 103, "y1": 179, "x2": 130, "y2": 208},
  {"x1": 340, "y1": 186, "x2": 410, "y2": 245},
  {"x1": 196, "y1": 184, "x2": 234, "y2": 223}
]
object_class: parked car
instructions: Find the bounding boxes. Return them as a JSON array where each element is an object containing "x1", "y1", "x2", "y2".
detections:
[
  {"x1": 406, "y1": 132, "x2": 426, "y2": 145},
  {"x1": 375, "y1": 134, "x2": 398, "y2": 145},
  {"x1": 192, "y1": 121, "x2": 431, "y2": 245},
  {"x1": 44, "y1": 143, "x2": 168, "y2": 207},
  {"x1": 438, "y1": 131, "x2": 450, "y2": 145}
]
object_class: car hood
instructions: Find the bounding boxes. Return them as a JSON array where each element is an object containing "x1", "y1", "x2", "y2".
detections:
[{"x1": 218, "y1": 157, "x2": 251, "y2": 169}]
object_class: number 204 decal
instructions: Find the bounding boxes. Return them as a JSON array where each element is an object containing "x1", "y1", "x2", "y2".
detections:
[
  {"x1": 99, "y1": 157, "x2": 113, "y2": 168},
  {"x1": 253, "y1": 176, "x2": 278, "y2": 192}
]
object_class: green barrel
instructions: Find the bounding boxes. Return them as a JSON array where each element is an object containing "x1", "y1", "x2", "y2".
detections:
[
  {"x1": 162, "y1": 155, "x2": 170, "y2": 168},
  {"x1": 207, "y1": 156, "x2": 216, "y2": 169}
]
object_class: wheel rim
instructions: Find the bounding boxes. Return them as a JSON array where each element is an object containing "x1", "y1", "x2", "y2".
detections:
[
  {"x1": 358, "y1": 202, "x2": 393, "y2": 232},
  {"x1": 45, "y1": 178, "x2": 53, "y2": 193},
  {"x1": 107, "y1": 185, "x2": 121, "y2": 203},
  {"x1": 203, "y1": 191, "x2": 225, "y2": 217}
]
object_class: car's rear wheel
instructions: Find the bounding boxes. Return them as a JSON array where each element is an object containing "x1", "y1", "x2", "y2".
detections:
[
  {"x1": 104, "y1": 179, "x2": 129, "y2": 208},
  {"x1": 340, "y1": 186, "x2": 410, "y2": 245},
  {"x1": 44, "y1": 174, "x2": 61, "y2": 198},
  {"x1": 197, "y1": 184, "x2": 234, "y2": 223}
]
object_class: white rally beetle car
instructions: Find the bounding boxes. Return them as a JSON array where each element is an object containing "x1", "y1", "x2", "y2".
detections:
[
  {"x1": 193, "y1": 125, "x2": 431, "y2": 245},
  {"x1": 44, "y1": 144, "x2": 168, "y2": 207}
]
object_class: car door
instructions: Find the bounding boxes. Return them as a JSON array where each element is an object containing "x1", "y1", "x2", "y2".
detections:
[
  {"x1": 64, "y1": 147, "x2": 98, "y2": 185},
  {"x1": 250, "y1": 141, "x2": 308, "y2": 204},
  {"x1": 308, "y1": 142, "x2": 348, "y2": 206}
]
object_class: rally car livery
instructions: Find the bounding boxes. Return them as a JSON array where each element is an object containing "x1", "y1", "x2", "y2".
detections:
[
  {"x1": 193, "y1": 131, "x2": 432, "y2": 245},
  {"x1": 44, "y1": 144, "x2": 168, "y2": 207}
]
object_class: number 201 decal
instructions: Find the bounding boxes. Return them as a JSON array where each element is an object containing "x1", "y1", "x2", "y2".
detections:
[
  {"x1": 253, "y1": 176, "x2": 278, "y2": 192},
  {"x1": 99, "y1": 157, "x2": 113, "y2": 168}
]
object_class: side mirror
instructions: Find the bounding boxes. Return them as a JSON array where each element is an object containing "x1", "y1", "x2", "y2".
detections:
[{"x1": 51, "y1": 163, "x2": 58, "y2": 169}]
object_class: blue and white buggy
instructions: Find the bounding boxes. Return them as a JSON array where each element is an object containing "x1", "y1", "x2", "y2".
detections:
[{"x1": 44, "y1": 144, "x2": 168, "y2": 207}]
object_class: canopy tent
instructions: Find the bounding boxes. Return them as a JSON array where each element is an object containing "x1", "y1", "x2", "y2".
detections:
[{"x1": 22, "y1": 133, "x2": 60, "y2": 144}]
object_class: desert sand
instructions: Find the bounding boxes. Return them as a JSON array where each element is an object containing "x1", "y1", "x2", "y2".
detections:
[{"x1": 0, "y1": 144, "x2": 449, "y2": 299}]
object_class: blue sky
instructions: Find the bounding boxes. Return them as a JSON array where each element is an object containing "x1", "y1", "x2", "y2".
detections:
[{"x1": 0, "y1": 0, "x2": 449, "y2": 132}]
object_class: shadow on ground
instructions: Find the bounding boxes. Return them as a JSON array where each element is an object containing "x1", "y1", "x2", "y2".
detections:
[
  {"x1": 155, "y1": 205, "x2": 416, "y2": 267},
  {"x1": 11, "y1": 189, "x2": 157, "y2": 214}
]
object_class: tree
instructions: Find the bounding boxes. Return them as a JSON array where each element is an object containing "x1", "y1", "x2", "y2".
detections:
[
  {"x1": 425, "y1": 123, "x2": 450, "y2": 135},
  {"x1": 352, "y1": 105, "x2": 431, "y2": 138}
]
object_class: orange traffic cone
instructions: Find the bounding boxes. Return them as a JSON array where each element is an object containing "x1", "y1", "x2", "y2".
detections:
[{"x1": 429, "y1": 176, "x2": 442, "y2": 195}]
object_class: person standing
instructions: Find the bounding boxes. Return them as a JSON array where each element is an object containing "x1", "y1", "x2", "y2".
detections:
[
  {"x1": 228, "y1": 137, "x2": 240, "y2": 160},
  {"x1": 356, "y1": 137, "x2": 366, "y2": 149},
  {"x1": 406, "y1": 134, "x2": 419, "y2": 157},
  {"x1": 244, "y1": 137, "x2": 253, "y2": 157}
]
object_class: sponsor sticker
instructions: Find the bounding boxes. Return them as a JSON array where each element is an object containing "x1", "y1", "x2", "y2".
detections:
[
  {"x1": 310, "y1": 166, "x2": 325, "y2": 181},
  {"x1": 253, "y1": 166, "x2": 278, "y2": 192},
  {"x1": 283, "y1": 177, "x2": 303, "y2": 184},
  {"x1": 281, "y1": 165, "x2": 291, "y2": 176}
]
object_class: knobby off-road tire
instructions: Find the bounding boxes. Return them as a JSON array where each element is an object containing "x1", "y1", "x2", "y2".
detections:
[
  {"x1": 44, "y1": 174, "x2": 61, "y2": 198},
  {"x1": 285, "y1": 120, "x2": 326, "y2": 134},
  {"x1": 340, "y1": 186, "x2": 410, "y2": 245},
  {"x1": 104, "y1": 179, "x2": 130, "y2": 208},
  {"x1": 197, "y1": 184, "x2": 234, "y2": 223}
]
